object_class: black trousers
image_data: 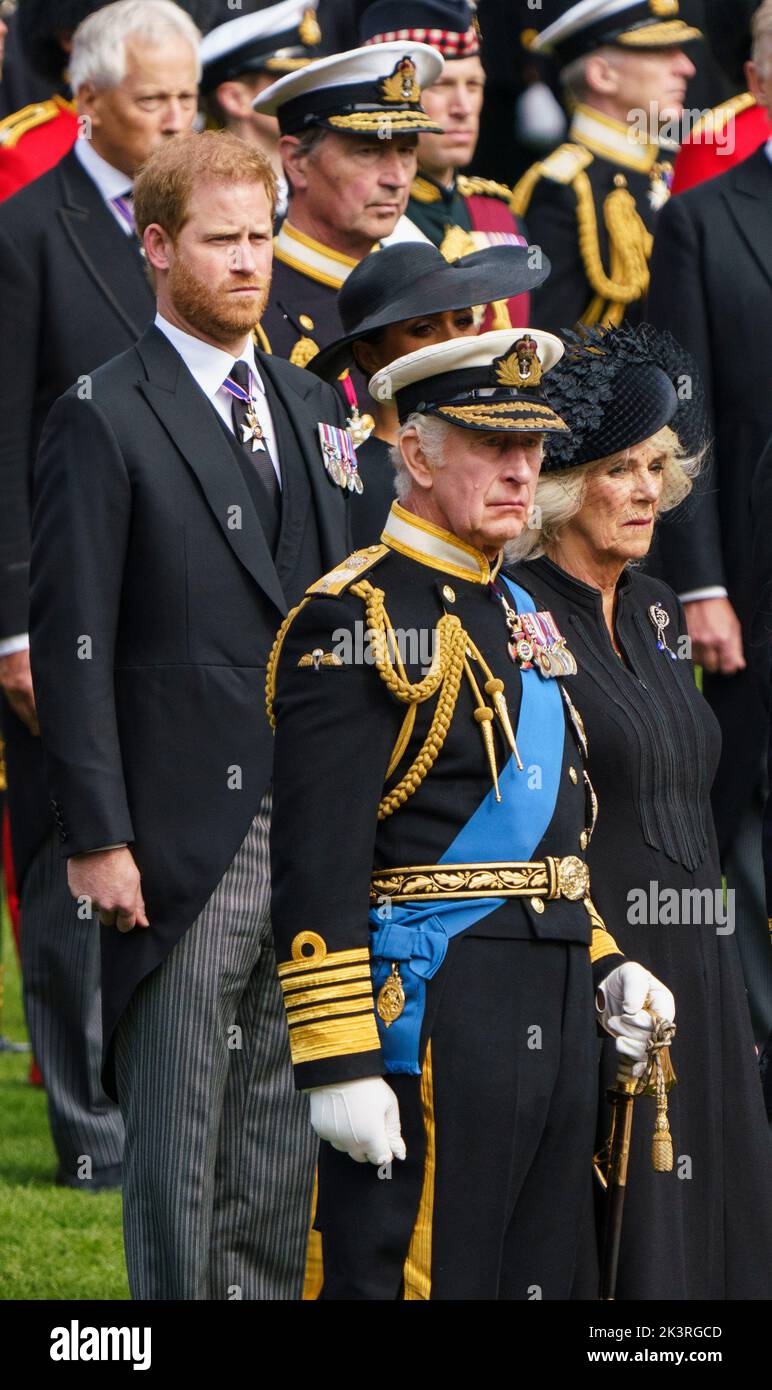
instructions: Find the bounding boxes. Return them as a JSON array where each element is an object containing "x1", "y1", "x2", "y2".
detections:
[{"x1": 317, "y1": 936, "x2": 599, "y2": 1300}]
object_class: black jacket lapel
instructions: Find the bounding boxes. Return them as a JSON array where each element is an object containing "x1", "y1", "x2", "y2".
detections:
[
  {"x1": 265, "y1": 383, "x2": 312, "y2": 583},
  {"x1": 135, "y1": 326, "x2": 288, "y2": 618},
  {"x1": 56, "y1": 151, "x2": 154, "y2": 336},
  {"x1": 723, "y1": 149, "x2": 772, "y2": 292},
  {"x1": 256, "y1": 350, "x2": 350, "y2": 573}
]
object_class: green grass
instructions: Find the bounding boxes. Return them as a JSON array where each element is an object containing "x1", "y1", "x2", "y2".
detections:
[{"x1": 0, "y1": 903, "x2": 129, "y2": 1299}]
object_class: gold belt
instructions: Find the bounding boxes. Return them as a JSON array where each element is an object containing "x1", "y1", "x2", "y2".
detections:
[{"x1": 369, "y1": 856, "x2": 590, "y2": 904}]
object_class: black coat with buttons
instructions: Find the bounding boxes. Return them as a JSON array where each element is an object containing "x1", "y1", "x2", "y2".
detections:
[{"x1": 270, "y1": 542, "x2": 615, "y2": 1091}]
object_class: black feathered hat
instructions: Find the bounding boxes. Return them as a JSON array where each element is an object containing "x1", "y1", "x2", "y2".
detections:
[{"x1": 541, "y1": 322, "x2": 705, "y2": 471}]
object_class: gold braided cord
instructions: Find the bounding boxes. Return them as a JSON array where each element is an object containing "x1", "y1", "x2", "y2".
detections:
[
  {"x1": 350, "y1": 580, "x2": 468, "y2": 820},
  {"x1": 510, "y1": 161, "x2": 543, "y2": 218},
  {"x1": 265, "y1": 598, "x2": 311, "y2": 730},
  {"x1": 575, "y1": 171, "x2": 651, "y2": 313}
]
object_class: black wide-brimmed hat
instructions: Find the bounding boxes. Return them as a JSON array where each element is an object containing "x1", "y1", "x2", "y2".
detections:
[
  {"x1": 369, "y1": 329, "x2": 570, "y2": 434},
  {"x1": 541, "y1": 322, "x2": 705, "y2": 471},
  {"x1": 308, "y1": 241, "x2": 551, "y2": 383}
]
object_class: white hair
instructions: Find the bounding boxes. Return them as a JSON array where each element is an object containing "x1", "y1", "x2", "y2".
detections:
[
  {"x1": 390, "y1": 412, "x2": 453, "y2": 503},
  {"x1": 752, "y1": 0, "x2": 772, "y2": 79},
  {"x1": 69, "y1": 0, "x2": 201, "y2": 92},
  {"x1": 559, "y1": 45, "x2": 618, "y2": 105},
  {"x1": 506, "y1": 424, "x2": 700, "y2": 563}
]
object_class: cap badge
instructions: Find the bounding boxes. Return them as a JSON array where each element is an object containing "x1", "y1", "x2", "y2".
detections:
[
  {"x1": 494, "y1": 335, "x2": 543, "y2": 389},
  {"x1": 299, "y1": 8, "x2": 322, "y2": 46},
  {"x1": 650, "y1": 0, "x2": 679, "y2": 16},
  {"x1": 381, "y1": 56, "x2": 421, "y2": 105}
]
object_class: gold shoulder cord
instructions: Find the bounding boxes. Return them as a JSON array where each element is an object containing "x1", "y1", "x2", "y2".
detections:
[
  {"x1": 265, "y1": 580, "x2": 523, "y2": 820},
  {"x1": 350, "y1": 580, "x2": 468, "y2": 819},
  {"x1": 510, "y1": 162, "x2": 544, "y2": 218},
  {"x1": 265, "y1": 597, "x2": 312, "y2": 729},
  {"x1": 575, "y1": 171, "x2": 652, "y2": 326}
]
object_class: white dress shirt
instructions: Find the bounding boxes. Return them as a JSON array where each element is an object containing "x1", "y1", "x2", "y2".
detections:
[
  {"x1": 73, "y1": 136, "x2": 135, "y2": 232},
  {"x1": 154, "y1": 313, "x2": 281, "y2": 486}
]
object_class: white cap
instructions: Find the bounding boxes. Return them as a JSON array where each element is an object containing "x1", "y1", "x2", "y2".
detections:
[
  {"x1": 200, "y1": 1, "x2": 321, "y2": 93},
  {"x1": 253, "y1": 39, "x2": 445, "y2": 135},
  {"x1": 370, "y1": 329, "x2": 570, "y2": 433}
]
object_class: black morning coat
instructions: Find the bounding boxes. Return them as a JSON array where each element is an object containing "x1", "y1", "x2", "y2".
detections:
[
  {"x1": 646, "y1": 145, "x2": 772, "y2": 848},
  {"x1": 0, "y1": 148, "x2": 155, "y2": 884},
  {"x1": 28, "y1": 323, "x2": 353, "y2": 1097}
]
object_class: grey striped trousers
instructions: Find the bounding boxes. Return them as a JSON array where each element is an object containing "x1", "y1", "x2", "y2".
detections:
[
  {"x1": 20, "y1": 832, "x2": 124, "y2": 1183},
  {"x1": 113, "y1": 798, "x2": 318, "y2": 1300}
]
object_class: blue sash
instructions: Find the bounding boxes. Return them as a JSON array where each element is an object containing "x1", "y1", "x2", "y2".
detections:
[{"x1": 369, "y1": 577, "x2": 566, "y2": 1072}]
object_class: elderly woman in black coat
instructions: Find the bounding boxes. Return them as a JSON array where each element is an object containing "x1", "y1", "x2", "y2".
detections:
[{"x1": 508, "y1": 324, "x2": 772, "y2": 1300}]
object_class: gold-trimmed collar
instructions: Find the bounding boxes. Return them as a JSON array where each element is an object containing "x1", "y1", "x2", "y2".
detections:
[
  {"x1": 381, "y1": 501, "x2": 502, "y2": 585},
  {"x1": 274, "y1": 222, "x2": 364, "y2": 289},
  {"x1": 570, "y1": 103, "x2": 659, "y2": 173}
]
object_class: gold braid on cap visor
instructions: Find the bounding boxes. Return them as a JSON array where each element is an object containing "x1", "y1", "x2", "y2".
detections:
[{"x1": 437, "y1": 402, "x2": 569, "y2": 430}]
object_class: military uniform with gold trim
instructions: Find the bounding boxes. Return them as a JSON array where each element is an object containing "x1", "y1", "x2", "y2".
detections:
[
  {"x1": 512, "y1": 104, "x2": 677, "y2": 333},
  {"x1": 0, "y1": 96, "x2": 77, "y2": 203},
  {"x1": 255, "y1": 40, "x2": 445, "y2": 401},
  {"x1": 260, "y1": 221, "x2": 367, "y2": 393},
  {"x1": 404, "y1": 172, "x2": 531, "y2": 328},
  {"x1": 267, "y1": 331, "x2": 626, "y2": 1299},
  {"x1": 512, "y1": 0, "x2": 701, "y2": 331}
]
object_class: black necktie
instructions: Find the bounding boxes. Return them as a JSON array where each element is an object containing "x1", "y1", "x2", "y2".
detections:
[{"x1": 228, "y1": 360, "x2": 282, "y2": 516}]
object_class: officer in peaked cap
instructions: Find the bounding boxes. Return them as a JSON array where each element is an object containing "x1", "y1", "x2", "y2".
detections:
[
  {"x1": 254, "y1": 39, "x2": 443, "y2": 410},
  {"x1": 307, "y1": 240, "x2": 551, "y2": 546},
  {"x1": 512, "y1": 0, "x2": 700, "y2": 333},
  {"x1": 360, "y1": 0, "x2": 533, "y2": 331},
  {"x1": 200, "y1": 1, "x2": 321, "y2": 219},
  {"x1": 266, "y1": 329, "x2": 675, "y2": 1299}
]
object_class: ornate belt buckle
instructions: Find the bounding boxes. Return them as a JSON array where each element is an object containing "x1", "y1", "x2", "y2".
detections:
[{"x1": 557, "y1": 855, "x2": 590, "y2": 901}]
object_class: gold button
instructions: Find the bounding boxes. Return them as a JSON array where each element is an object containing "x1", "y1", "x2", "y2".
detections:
[
  {"x1": 368, "y1": 545, "x2": 380, "y2": 552},
  {"x1": 442, "y1": 585, "x2": 456, "y2": 603},
  {"x1": 580, "y1": 830, "x2": 589, "y2": 850},
  {"x1": 569, "y1": 766, "x2": 578, "y2": 784},
  {"x1": 299, "y1": 314, "x2": 314, "y2": 331},
  {"x1": 530, "y1": 897, "x2": 545, "y2": 914}
]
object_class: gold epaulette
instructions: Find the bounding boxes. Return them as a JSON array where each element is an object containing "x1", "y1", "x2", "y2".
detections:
[
  {"x1": 410, "y1": 174, "x2": 442, "y2": 203},
  {"x1": 265, "y1": 547, "x2": 389, "y2": 730},
  {"x1": 0, "y1": 97, "x2": 71, "y2": 150},
  {"x1": 306, "y1": 544, "x2": 389, "y2": 595},
  {"x1": 456, "y1": 174, "x2": 514, "y2": 202},
  {"x1": 511, "y1": 143, "x2": 594, "y2": 216},
  {"x1": 688, "y1": 91, "x2": 756, "y2": 140}
]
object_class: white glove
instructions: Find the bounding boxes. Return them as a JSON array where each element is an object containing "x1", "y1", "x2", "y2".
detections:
[
  {"x1": 309, "y1": 1076, "x2": 406, "y2": 1166},
  {"x1": 596, "y1": 961, "x2": 675, "y2": 1078}
]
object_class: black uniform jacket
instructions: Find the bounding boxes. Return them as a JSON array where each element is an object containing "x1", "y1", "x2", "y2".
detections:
[
  {"x1": 269, "y1": 505, "x2": 622, "y2": 1091},
  {"x1": 261, "y1": 221, "x2": 370, "y2": 402},
  {"x1": 28, "y1": 324, "x2": 352, "y2": 1097},
  {"x1": 512, "y1": 105, "x2": 670, "y2": 333}
]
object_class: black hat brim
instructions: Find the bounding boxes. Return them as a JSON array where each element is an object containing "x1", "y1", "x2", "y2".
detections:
[{"x1": 309, "y1": 243, "x2": 551, "y2": 383}]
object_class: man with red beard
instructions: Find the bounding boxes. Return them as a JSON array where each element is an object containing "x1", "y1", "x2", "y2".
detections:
[
  {"x1": 0, "y1": 0, "x2": 200, "y2": 1199},
  {"x1": 28, "y1": 130, "x2": 354, "y2": 1300}
]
